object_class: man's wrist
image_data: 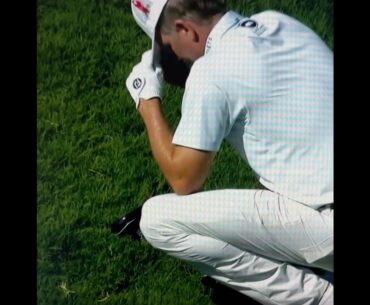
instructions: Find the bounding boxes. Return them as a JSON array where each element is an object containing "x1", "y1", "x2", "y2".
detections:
[{"x1": 138, "y1": 97, "x2": 162, "y2": 115}]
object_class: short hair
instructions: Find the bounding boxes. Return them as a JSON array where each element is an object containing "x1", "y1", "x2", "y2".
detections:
[{"x1": 158, "y1": 0, "x2": 227, "y2": 33}]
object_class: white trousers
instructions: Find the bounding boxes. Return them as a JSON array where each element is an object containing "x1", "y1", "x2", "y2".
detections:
[{"x1": 139, "y1": 189, "x2": 333, "y2": 305}]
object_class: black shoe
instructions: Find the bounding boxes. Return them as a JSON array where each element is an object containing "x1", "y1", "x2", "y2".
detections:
[
  {"x1": 307, "y1": 267, "x2": 334, "y2": 284},
  {"x1": 111, "y1": 205, "x2": 143, "y2": 240},
  {"x1": 201, "y1": 276, "x2": 262, "y2": 305}
]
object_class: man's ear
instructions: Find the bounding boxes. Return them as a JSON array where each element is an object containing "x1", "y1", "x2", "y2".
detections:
[{"x1": 174, "y1": 19, "x2": 199, "y2": 42}]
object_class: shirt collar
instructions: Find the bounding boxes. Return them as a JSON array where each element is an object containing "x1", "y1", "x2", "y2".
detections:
[{"x1": 204, "y1": 11, "x2": 244, "y2": 55}]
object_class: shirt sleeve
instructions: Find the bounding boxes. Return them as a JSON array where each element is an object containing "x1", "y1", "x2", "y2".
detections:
[{"x1": 172, "y1": 65, "x2": 230, "y2": 152}]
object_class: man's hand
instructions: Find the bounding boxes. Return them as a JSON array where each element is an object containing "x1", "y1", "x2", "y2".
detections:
[{"x1": 126, "y1": 50, "x2": 163, "y2": 108}]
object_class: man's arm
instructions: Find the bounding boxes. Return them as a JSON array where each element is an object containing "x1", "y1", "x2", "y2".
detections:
[{"x1": 138, "y1": 97, "x2": 215, "y2": 195}]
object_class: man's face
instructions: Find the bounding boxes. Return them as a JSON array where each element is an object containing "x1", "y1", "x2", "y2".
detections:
[{"x1": 158, "y1": 30, "x2": 201, "y2": 67}]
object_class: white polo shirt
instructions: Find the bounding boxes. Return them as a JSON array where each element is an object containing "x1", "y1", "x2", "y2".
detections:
[{"x1": 172, "y1": 11, "x2": 333, "y2": 208}]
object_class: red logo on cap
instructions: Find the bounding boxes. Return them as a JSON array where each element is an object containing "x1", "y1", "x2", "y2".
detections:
[{"x1": 133, "y1": 0, "x2": 150, "y2": 16}]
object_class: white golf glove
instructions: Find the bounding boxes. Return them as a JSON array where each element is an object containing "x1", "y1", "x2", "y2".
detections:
[{"x1": 126, "y1": 50, "x2": 163, "y2": 109}]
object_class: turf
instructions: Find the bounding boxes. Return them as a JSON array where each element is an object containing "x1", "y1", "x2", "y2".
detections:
[{"x1": 37, "y1": 0, "x2": 333, "y2": 304}]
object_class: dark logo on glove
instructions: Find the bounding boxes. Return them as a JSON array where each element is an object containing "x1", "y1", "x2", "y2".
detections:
[
  {"x1": 241, "y1": 20, "x2": 257, "y2": 28},
  {"x1": 133, "y1": 78, "x2": 142, "y2": 89}
]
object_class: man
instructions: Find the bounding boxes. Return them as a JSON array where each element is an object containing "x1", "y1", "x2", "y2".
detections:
[{"x1": 124, "y1": 1, "x2": 333, "y2": 304}]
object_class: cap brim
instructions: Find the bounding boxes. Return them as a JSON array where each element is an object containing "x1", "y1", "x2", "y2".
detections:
[
  {"x1": 148, "y1": 1, "x2": 167, "y2": 67},
  {"x1": 151, "y1": 37, "x2": 161, "y2": 68},
  {"x1": 131, "y1": 0, "x2": 167, "y2": 68}
]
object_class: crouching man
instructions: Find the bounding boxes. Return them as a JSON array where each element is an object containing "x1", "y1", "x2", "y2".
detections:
[{"x1": 124, "y1": 1, "x2": 333, "y2": 304}]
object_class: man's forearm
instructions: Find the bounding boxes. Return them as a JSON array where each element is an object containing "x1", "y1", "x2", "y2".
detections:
[
  {"x1": 137, "y1": 98, "x2": 178, "y2": 184},
  {"x1": 137, "y1": 98, "x2": 215, "y2": 195}
]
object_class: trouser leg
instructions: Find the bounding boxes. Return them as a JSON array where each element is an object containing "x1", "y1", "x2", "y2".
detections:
[{"x1": 140, "y1": 189, "x2": 333, "y2": 305}]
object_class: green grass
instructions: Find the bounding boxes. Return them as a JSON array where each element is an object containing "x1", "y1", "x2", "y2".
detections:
[{"x1": 37, "y1": 0, "x2": 333, "y2": 304}]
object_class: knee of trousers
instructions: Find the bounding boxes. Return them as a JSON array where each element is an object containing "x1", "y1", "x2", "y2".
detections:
[
  {"x1": 139, "y1": 195, "x2": 177, "y2": 250},
  {"x1": 139, "y1": 195, "x2": 231, "y2": 264}
]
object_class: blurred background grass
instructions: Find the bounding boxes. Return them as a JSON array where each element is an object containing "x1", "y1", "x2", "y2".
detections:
[{"x1": 37, "y1": 0, "x2": 333, "y2": 304}]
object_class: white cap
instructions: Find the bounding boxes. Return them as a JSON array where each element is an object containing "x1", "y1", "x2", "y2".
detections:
[{"x1": 131, "y1": 0, "x2": 169, "y2": 65}]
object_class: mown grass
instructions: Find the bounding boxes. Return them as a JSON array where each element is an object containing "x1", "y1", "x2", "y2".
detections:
[{"x1": 37, "y1": 0, "x2": 333, "y2": 304}]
